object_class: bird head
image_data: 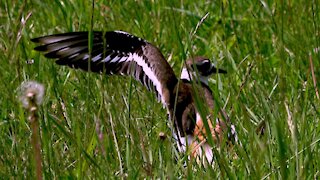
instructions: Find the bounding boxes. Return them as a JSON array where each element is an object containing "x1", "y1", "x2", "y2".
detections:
[{"x1": 181, "y1": 56, "x2": 227, "y2": 85}]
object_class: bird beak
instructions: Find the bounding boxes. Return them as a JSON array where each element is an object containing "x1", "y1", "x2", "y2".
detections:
[{"x1": 208, "y1": 64, "x2": 227, "y2": 74}]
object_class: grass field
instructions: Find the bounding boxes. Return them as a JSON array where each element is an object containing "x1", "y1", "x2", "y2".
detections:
[{"x1": 1, "y1": 0, "x2": 320, "y2": 179}]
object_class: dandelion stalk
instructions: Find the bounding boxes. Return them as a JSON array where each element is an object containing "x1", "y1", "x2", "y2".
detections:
[{"x1": 19, "y1": 81, "x2": 45, "y2": 180}]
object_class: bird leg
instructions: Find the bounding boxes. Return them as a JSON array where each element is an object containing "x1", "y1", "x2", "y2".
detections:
[{"x1": 191, "y1": 118, "x2": 227, "y2": 159}]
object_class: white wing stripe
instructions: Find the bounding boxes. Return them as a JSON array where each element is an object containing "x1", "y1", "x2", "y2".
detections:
[
  {"x1": 110, "y1": 56, "x2": 121, "y2": 63},
  {"x1": 118, "y1": 56, "x2": 127, "y2": 63},
  {"x1": 128, "y1": 53, "x2": 164, "y2": 104},
  {"x1": 101, "y1": 55, "x2": 112, "y2": 62},
  {"x1": 41, "y1": 36, "x2": 78, "y2": 44},
  {"x1": 92, "y1": 53, "x2": 102, "y2": 62},
  {"x1": 83, "y1": 54, "x2": 89, "y2": 60},
  {"x1": 58, "y1": 47, "x2": 70, "y2": 54},
  {"x1": 69, "y1": 53, "x2": 80, "y2": 59}
]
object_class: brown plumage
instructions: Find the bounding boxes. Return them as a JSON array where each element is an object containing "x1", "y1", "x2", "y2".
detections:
[{"x1": 31, "y1": 30, "x2": 236, "y2": 165}]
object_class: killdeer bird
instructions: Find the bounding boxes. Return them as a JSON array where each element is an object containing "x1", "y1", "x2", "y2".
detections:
[{"x1": 31, "y1": 31, "x2": 236, "y2": 165}]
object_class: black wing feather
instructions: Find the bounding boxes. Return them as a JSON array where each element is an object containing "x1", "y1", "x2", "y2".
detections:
[{"x1": 31, "y1": 31, "x2": 178, "y2": 106}]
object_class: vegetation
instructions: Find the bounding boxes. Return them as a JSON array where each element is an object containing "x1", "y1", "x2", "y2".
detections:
[{"x1": 0, "y1": 0, "x2": 319, "y2": 179}]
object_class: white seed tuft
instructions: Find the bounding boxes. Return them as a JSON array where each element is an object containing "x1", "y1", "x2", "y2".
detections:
[{"x1": 18, "y1": 81, "x2": 45, "y2": 109}]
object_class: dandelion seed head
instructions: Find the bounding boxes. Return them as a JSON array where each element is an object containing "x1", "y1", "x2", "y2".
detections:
[{"x1": 18, "y1": 81, "x2": 45, "y2": 108}]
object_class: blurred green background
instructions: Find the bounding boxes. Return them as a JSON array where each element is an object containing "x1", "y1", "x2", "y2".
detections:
[{"x1": 0, "y1": 0, "x2": 319, "y2": 179}]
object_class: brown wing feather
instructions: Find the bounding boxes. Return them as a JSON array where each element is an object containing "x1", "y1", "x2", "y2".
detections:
[{"x1": 31, "y1": 31, "x2": 178, "y2": 106}]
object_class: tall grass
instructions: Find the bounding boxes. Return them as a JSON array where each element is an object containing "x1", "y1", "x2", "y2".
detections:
[{"x1": 0, "y1": 0, "x2": 319, "y2": 178}]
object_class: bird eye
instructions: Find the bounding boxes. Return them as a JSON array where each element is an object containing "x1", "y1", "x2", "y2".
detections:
[
  {"x1": 201, "y1": 59, "x2": 211, "y2": 66},
  {"x1": 196, "y1": 59, "x2": 211, "y2": 69},
  {"x1": 194, "y1": 59, "x2": 212, "y2": 75}
]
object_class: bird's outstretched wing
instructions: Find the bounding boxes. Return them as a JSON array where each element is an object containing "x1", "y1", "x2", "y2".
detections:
[{"x1": 31, "y1": 31, "x2": 178, "y2": 107}]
